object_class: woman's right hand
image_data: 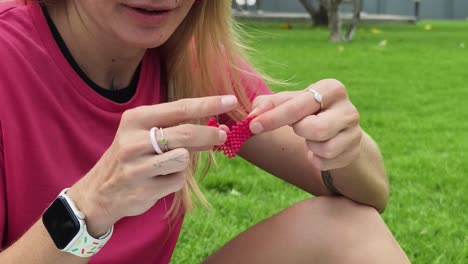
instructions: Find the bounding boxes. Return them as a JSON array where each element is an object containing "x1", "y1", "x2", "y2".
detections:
[{"x1": 67, "y1": 95, "x2": 238, "y2": 237}]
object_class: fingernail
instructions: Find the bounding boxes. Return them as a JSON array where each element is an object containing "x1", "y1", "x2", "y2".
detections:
[
  {"x1": 221, "y1": 95, "x2": 237, "y2": 108},
  {"x1": 219, "y1": 125, "x2": 230, "y2": 133},
  {"x1": 250, "y1": 122, "x2": 263, "y2": 134},
  {"x1": 219, "y1": 130, "x2": 227, "y2": 144},
  {"x1": 248, "y1": 107, "x2": 259, "y2": 117}
]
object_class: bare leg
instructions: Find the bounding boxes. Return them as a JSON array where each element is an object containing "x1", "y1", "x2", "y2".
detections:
[{"x1": 203, "y1": 196, "x2": 410, "y2": 264}]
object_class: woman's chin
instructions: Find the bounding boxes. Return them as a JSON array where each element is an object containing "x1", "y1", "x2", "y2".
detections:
[
  {"x1": 119, "y1": 36, "x2": 169, "y2": 50},
  {"x1": 113, "y1": 28, "x2": 172, "y2": 49},
  {"x1": 130, "y1": 39, "x2": 167, "y2": 49}
]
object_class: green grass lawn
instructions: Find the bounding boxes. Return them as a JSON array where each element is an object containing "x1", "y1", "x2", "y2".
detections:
[{"x1": 171, "y1": 21, "x2": 468, "y2": 263}]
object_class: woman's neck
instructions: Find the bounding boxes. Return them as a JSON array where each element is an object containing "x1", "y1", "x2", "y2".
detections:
[{"x1": 46, "y1": 1, "x2": 145, "y2": 90}]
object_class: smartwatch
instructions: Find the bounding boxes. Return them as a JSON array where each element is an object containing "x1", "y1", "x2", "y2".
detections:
[{"x1": 42, "y1": 188, "x2": 113, "y2": 257}]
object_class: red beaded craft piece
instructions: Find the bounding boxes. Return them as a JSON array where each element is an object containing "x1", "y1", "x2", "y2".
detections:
[{"x1": 207, "y1": 116, "x2": 255, "y2": 159}]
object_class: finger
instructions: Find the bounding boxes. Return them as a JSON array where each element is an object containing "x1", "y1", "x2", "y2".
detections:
[
  {"x1": 307, "y1": 145, "x2": 360, "y2": 171},
  {"x1": 293, "y1": 102, "x2": 359, "y2": 141},
  {"x1": 305, "y1": 127, "x2": 361, "y2": 160},
  {"x1": 117, "y1": 148, "x2": 189, "y2": 182},
  {"x1": 156, "y1": 124, "x2": 227, "y2": 152},
  {"x1": 250, "y1": 80, "x2": 349, "y2": 133},
  {"x1": 150, "y1": 172, "x2": 187, "y2": 200},
  {"x1": 249, "y1": 90, "x2": 321, "y2": 134},
  {"x1": 132, "y1": 148, "x2": 190, "y2": 178},
  {"x1": 130, "y1": 95, "x2": 239, "y2": 129},
  {"x1": 218, "y1": 124, "x2": 230, "y2": 133},
  {"x1": 249, "y1": 92, "x2": 297, "y2": 117},
  {"x1": 129, "y1": 124, "x2": 227, "y2": 156},
  {"x1": 308, "y1": 79, "x2": 348, "y2": 109},
  {"x1": 148, "y1": 148, "x2": 191, "y2": 176}
]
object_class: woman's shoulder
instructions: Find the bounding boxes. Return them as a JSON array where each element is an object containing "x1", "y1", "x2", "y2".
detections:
[
  {"x1": 0, "y1": 1, "x2": 30, "y2": 23},
  {"x1": 0, "y1": 3, "x2": 41, "y2": 107},
  {"x1": 0, "y1": 1, "x2": 19, "y2": 14},
  {"x1": 0, "y1": 2, "x2": 42, "y2": 68},
  {"x1": 0, "y1": 2, "x2": 36, "y2": 47}
]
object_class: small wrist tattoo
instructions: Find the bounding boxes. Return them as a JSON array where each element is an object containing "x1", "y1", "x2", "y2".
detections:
[{"x1": 321, "y1": 170, "x2": 341, "y2": 195}]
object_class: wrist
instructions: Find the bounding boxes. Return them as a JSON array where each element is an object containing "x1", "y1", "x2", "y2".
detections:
[
  {"x1": 67, "y1": 185, "x2": 115, "y2": 238},
  {"x1": 42, "y1": 187, "x2": 114, "y2": 257},
  {"x1": 321, "y1": 170, "x2": 342, "y2": 195},
  {"x1": 327, "y1": 133, "x2": 389, "y2": 212}
]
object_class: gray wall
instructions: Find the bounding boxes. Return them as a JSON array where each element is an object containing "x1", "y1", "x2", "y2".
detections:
[{"x1": 246, "y1": 0, "x2": 468, "y2": 20}]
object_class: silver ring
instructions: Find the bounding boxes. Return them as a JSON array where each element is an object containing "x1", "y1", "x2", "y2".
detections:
[
  {"x1": 307, "y1": 89, "x2": 323, "y2": 110},
  {"x1": 150, "y1": 127, "x2": 164, "y2": 155},
  {"x1": 159, "y1": 128, "x2": 169, "y2": 152}
]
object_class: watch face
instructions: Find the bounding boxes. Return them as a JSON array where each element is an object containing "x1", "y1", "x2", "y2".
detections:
[{"x1": 43, "y1": 197, "x2": 81, "y2": 250}]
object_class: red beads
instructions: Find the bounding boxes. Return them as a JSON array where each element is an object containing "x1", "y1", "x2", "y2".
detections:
[{"x1": 207, "y1": 116, "x2": 255, "y2": 159}]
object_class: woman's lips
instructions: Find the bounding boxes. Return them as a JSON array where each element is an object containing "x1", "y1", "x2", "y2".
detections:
[{"x1": 123, "y1": 4, "x2": 173, "y2": 24}]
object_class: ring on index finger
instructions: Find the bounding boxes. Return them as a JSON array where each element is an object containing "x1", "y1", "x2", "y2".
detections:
[{"x1": 307, "y1": 89, "x2": 323, "y2": 111}]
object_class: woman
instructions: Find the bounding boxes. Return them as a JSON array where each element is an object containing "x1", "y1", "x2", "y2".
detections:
[{"x1": 0, "y1": 0, "x2": 410, "y2": 263}]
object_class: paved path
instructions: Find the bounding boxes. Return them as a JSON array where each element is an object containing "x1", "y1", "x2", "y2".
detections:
[{"x1": 233, "y1": 11, "x2": 417, "y2": 24}]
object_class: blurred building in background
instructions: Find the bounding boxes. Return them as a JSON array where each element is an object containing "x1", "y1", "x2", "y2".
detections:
[{"x1": 233, "y1": 0, "x2": 468, "y2": 20}]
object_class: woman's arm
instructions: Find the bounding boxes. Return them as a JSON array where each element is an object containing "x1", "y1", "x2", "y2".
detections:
[
  {"x1": 239, "y1": 79, "x2": 389, "y2": 212},
  {"x1": 0, "y1": 124, "x2": 87, "y2": 263},
  {"x1": 326, "y1": 132, "x2": 389, "y2": 212},
  {"x1": 0, "y1": 96, "x2": 239, "y2": 262},
  {"x1": 239, "y1": 126, "x2": 326, "y2": 195},
  {"x1": 240, "y1": 128, "x2": 389, "y2": 212},
  {"x1": 0, "y1": 221, "x2": 89, "y2": 264}
]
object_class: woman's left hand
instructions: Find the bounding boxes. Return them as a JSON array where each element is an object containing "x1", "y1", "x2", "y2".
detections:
[{"x1": 248, "y1": 79, "x2": 362, "y2": 171}]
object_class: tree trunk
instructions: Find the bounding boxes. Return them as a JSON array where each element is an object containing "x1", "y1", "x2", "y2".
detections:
[
  {"x1": 315, "y1": 4, "x2": 329, "y2": 25},
  {"x1": 327, "y1": 0, "x2": 343, "y2": 42},
  {"x1": 299, "y1": 0, "x2": 328, "y2": 26},
  {"x1": 299, "y1": 0, "x2": 362, "y2": 42},
  {"x1": 344, "y1": 0, "x2": 362, "y2": 41}
]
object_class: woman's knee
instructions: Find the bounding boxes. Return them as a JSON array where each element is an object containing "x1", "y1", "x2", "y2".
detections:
[
  {"x1": 284, "y1": 196, "x2": 408, "y2": 263},
  {"x1": 280, "y1": 196, "x2": 383, "y2": 247},
  {"x1": 290, "y1": 195, "x2": 381, "y2": 226},
  {"x1": 280, "y1": 197, "x2": 377, "y2": 246},
  {"x1": 203, "y1": 196, "x2": 408, "y2": 264}
]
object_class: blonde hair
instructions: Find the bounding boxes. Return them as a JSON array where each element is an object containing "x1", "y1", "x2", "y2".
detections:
[{"x1": 160, "y1": 0, "x2": 260, "y2": 216}]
